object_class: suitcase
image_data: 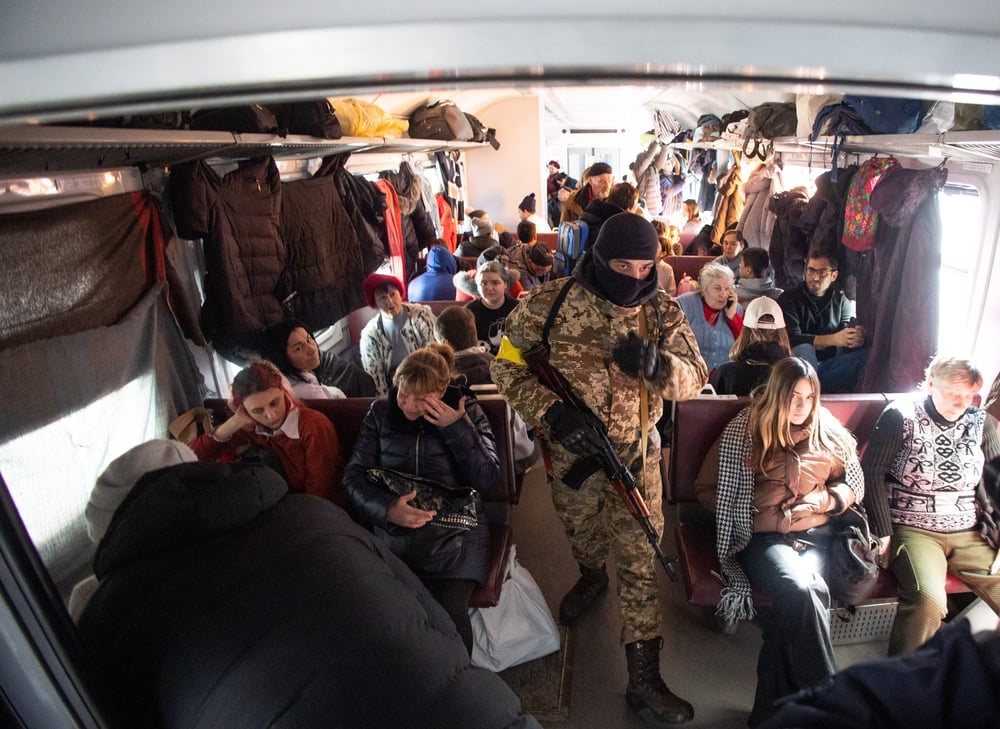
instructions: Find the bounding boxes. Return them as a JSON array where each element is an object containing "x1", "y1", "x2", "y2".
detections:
[
  {"x1": 409, "y1": 101, "x2": 474, "y2": 141},
  {"x1": 554, "y1": 220, "x2": 589, "y2": 277}
]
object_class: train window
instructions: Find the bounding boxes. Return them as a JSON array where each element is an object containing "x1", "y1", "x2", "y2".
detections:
[{"x1": 937, "y1": 182, "x2": 981, "y2": 354}]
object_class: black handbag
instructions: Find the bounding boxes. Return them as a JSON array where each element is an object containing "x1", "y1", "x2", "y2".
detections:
[
  {"x1": 824, "y1": 505, "x2": 880, "y2": 607},
  {"x1": 366, "y1": 467, "x2": 478, "y2": 575}
]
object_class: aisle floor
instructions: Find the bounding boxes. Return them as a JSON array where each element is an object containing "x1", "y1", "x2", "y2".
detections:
[{"x1": 508, "y1": 462, "x2": 892, "y2": 729}]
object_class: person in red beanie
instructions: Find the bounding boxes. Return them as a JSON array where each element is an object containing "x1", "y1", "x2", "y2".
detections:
[{"x1": 359, "y1": 272, "x2": 437, "y2": 396}]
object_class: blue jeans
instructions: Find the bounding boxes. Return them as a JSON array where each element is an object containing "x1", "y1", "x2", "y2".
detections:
[
  {"x1": 792, "y1": 344, "x2": 870, "y2": 394},
  {"x1": 737, "y1": 531, "x2": 836, "y2": 727}
]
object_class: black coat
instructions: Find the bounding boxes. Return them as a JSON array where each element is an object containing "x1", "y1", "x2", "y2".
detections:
[
  {"x1": 170, "y1": 157, "x2": 286, "y2": 352},
  {"x1": 343, "y1": 386, "x2": 500, "y2": 582},
  {"x1": 709, "y1": 341, "x2": 787, "y2": 395},
  {"x1": 79, "y1": 461, "x2": 539, "y2": 729}
]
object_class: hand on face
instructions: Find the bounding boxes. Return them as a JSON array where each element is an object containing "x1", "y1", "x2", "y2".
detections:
[{"x1": 422, "y1": 394, "x2": 466, "y2": 428}]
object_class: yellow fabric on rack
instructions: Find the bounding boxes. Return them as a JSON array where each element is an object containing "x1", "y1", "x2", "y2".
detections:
[{"x1": 328, "y1": 98, "x2": 408, "y2": 138}]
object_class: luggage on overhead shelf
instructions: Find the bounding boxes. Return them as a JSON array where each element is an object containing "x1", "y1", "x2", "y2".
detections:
[
  {"x1": 408, "y1": 101, "x2": 475, "y2": 142},
  {"x1": 464, "y1": 112, "x2": 501, "y2": 150},
  {"x1": 328, "y1": 98, "x2": 408, "y2": 137},
  {"x1": 743, "y1": 102, "x2": 797, "y2": 160},
  {"x1": 269, "y1": 99, "x2": 342, "y2": 139},
  {"x1": 840, "y1": 95, "x2": 925, "y2": 135},
  {"x1": 982, "y1": 105, "x2": 1000, "y2": 130},
  {"x1": 189, "y1": 104, "x2": 282, "y2": 135},
  {"x1": 810, "y1": 101, "x2": 872, "y2": 140}
]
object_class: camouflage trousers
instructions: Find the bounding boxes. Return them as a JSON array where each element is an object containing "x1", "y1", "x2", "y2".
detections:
[{"x1": 549, "y1": 434, "x2": 664, "y2": 644}]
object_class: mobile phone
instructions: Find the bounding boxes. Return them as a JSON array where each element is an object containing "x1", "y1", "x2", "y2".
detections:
[{"x1": 848, "y1": 316, "x2": 858, "y2": 328}]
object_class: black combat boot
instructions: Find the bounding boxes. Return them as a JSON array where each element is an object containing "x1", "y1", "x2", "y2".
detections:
[
  {"x1": 625, "y1": 637, "x2": 695, "y2": 726},
  {"x1": 557, "y1": 563, "x2": 609, "y2": 624}
]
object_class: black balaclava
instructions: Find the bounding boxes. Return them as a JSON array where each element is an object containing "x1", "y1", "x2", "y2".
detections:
[{"x1": 574, "y1": 212, "x2": 660, "y2": 307}]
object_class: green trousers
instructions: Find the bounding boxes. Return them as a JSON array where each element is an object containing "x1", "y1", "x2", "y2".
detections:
[{"x1": 889, "y1": 525, "x2": 1000, "y2": 655}]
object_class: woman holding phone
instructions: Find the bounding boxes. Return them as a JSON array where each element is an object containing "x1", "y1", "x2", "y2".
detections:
[{"x1": 676, "y1": 262, "x2": 744, "y2": 375}]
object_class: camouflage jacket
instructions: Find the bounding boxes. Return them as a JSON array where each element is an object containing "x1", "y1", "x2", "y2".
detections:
[{"x1": 491, "y1": 278, "x2": 707, "y2": 446}]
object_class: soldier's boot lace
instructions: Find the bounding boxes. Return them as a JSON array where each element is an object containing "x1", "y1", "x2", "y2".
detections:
[
  {"x1": 557, "y1": 563, "x2": 608, "y2": 625},
  {"x1": 625, "y1": 637, "x2": 695, "y2": 726}
]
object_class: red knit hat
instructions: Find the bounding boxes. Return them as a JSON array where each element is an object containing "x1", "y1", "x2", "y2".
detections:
[{"x1": 362, "y1": 272, "x2": 404, "y2": 309}]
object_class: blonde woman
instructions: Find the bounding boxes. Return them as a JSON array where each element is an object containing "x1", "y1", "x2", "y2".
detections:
[{"x1": 343, "y1": 347, "x2": 500, "y2": 653}]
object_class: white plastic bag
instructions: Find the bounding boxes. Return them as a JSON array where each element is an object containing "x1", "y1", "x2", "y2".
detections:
[{"x1": 470, "y1": 545, "x2": 560, "y2": 671}]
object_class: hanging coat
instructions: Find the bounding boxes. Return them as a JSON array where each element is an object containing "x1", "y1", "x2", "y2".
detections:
[
  {"x1": 737, "y1": 162, "x2": 784, "y2": 249},
  {"x1": 857, "y1": 166, "x2": 947, "y2": 392},
  {"x1": 380, "y1": 163, "x2": 437, "y2": 280},
  {"x1": 170, "y1": 157, "x2": 285, "y2": 353},
  {"x1": 280, "y1": 170, "x2": 369, "y2": 330}
]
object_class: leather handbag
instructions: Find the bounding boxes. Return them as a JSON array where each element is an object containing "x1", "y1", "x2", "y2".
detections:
[
  {"x1": 366, "y1": 467, "x2": 478, "y2": 575},
  {"x1": 366, "y1": 467, "x2": 477, "y2": 530},
  {"x1": 824, "y1": 505, "x2": 880, "y2": 607}
]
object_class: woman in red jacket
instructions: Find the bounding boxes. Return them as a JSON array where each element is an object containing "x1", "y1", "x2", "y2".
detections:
[{"x1": 191, "y1": 360, "x2": 346, "y2": 506}]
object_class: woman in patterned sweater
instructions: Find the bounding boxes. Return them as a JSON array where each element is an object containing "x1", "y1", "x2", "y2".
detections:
[{"x1": 862, "y1": 355, "x2": 1000, "y2": 655}]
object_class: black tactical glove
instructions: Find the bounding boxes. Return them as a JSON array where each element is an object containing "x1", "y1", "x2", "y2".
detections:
[
  {"x1": 543, "y1": 402, "x2": 604, "y2": 456},
  {"x1": 611, "y1": 332, "x2": 668, "y2": 380}
]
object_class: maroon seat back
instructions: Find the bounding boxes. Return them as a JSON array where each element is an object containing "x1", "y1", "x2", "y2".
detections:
[
  {"x1": 536, "y1": 232, "x2": 557, "y2": 251},
  {"x1": 203, "y1": 396, "x2": 515, "y2": 503},
  {"x1": 663, "y1": 255, "x2": 715, "y2": 288},
  {"x1": 667, "y1": 397, "x2": 748, "y2": 503}
]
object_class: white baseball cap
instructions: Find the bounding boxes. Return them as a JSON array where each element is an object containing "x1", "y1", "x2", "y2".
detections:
[{"x1": 743, "y1": 296, "x2": 786, "y2": 330}]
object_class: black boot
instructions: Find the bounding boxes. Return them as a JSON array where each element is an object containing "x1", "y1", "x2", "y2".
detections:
[
  {"x1": 625, "y1": 637, "x2": 694, "y2": 726},
  {"x1": 558, "y1": 563, "x2": 609, "y2": 624}
]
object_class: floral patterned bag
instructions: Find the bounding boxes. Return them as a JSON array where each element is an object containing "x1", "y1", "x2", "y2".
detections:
[{"x1": 841, "y1": 156, "x2": 901, "y2": 252}]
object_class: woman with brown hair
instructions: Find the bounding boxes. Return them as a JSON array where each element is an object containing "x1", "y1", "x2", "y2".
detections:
[{"x1": 715, "y1": 357, "x2": 863, "y2": 727}]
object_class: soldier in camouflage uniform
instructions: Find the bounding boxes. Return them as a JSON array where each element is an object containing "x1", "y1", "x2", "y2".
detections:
[{"x1": 492, "y1": 213, "x2": 707, "y2": 727}]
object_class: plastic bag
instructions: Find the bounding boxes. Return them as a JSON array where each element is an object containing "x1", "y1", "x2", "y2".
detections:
[
  {"x1": 327, "y1": 98, "x2": 408, "y2": 138},
  {"x1": 470, "y1": 545, "x2": 560, "y2": 671}
]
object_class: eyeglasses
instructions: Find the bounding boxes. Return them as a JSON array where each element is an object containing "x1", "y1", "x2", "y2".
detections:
[{"x1": 806, "y1": 267, "x2": 833, "y2": 278}]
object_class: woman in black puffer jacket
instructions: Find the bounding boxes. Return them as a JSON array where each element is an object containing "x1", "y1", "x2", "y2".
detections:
[{"x1": 344, "y1": 347, "x2": 500, "y2": 653}]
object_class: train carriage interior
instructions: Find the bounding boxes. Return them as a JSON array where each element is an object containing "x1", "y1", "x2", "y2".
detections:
[{"x1": 3, "y1": 1, "x2": 1000, "y2": 727}]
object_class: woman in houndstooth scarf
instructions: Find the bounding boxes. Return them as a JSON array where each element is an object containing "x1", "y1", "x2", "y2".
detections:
[{"x1": 714, "y1": 356, "x2": 863, "y2": 727}]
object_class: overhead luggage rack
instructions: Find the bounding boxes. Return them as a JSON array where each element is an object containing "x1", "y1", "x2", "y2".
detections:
[
  {"x1": 0, "y1": 125, "x2": 486, "y2": 177},
  {"x1": 670, "y1": 129, "x2": 1000, "y2": 165}
]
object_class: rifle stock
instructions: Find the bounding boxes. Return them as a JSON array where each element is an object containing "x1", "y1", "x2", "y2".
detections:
[{"x1": 521, "y1": 342, "x2": 679, "y2": 582}]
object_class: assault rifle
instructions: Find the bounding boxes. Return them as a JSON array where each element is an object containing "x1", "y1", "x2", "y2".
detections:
[{"x1": 522, "y1": 341, "x2": 679, "y2": 582}]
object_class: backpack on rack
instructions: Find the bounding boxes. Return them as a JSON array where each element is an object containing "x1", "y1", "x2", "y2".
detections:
[
  {"x1": 409, "y1": 101, "x2": 475, "y2": 141},
  {"x1": 841, "y1": 96, "x2": 925, "y2": 135},
  {"x1": 269, "y1": 100, "x2": 342, "y2": 139},
  {"x1": 464, "y1": 112, "x2": 501, "y2": 150},
  {"x1": 189, "y1": 104, "x2": 283, "y2": 135},
  {"x1": 554, "y1": 220, "x2": 589, "y2": 277},
  {"x1": 810, "y1": 102, "x2": 872, "y2": 140},
  {"x1": 719, "y1": 109, "x2": 750, "y2": 142},
  {"x1": 742, "y1": 102, "x2": 797, "y2": 159}
]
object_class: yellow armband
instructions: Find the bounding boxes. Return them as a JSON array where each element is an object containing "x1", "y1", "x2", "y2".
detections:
[{"x1": 495, "y1": 336, "x2": 526, "y2": 365}]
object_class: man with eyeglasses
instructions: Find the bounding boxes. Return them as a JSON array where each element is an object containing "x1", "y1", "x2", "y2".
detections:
[{"x1": 776, "y1": 249, "x2": 869, "y2": 393}]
